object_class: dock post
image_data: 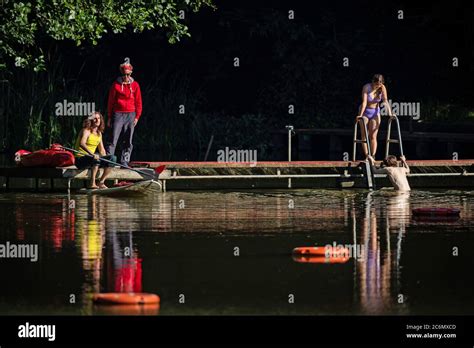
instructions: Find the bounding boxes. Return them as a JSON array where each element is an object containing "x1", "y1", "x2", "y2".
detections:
[
  {"x1": 362, "y1": 161, "x2": 375, "y2": 190},
  {"x1": 286, "y1": 125, "x2": 294, "y2": 189},
  {"x1": 286, "y1": 125, "x2": 294, "y2": 161}
]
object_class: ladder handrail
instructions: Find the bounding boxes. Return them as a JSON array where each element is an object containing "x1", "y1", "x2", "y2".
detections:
[
  {"x1": 352, "y1": 117, "x2": 373, "y2": 161},
  {"x1": 352, "y1": 117, "x2": 375, "y2": 190},
  {"x1": 385, "y1": 115, "x2": 404, "y2": 158}
]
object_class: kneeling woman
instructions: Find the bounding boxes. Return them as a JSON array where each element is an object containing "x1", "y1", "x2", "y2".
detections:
[{"x1": 75, "y1": 112, "x2": 117, "y2": 189}]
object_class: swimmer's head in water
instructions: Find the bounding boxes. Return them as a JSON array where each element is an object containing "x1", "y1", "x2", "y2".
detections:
[
  {"x1": 372, "y1": 74, "x2": 384, "y2": 88},
  {"x1": 383, "y1": 155, "x2": 398, "y2": 167}
]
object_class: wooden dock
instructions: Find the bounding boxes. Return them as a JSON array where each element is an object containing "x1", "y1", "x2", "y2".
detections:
[
  {"x1": 139, "y1": 160, "x2": 474, "y2": 190},
  {"x1": 1, "y1": 160, "x2": 472, "y2": 191},
  {"x1": 0, "y1": 166, "x2": 147, "y2": 191}
]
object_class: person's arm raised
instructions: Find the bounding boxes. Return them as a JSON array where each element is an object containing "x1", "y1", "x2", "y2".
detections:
[{"x1": 400, "y1": 155, "x2": 410, "y2": 173}]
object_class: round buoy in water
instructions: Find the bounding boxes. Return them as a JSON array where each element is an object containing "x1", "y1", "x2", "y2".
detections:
[
  {"x1": 292, "y1": 255, "x2": 350, "y2": 264},
  {"x1": 93, "y1": 293, "x2": 160, "y2": 305},
  {"x1": 93, "y1": 304, "x2": 160, "y2": 315},
  {"x1": 292, "y1": 246, "x2": 350, "y2": 257},
  {"x1": 412, "y1": 208, "x2": 460, "y2": 216}
]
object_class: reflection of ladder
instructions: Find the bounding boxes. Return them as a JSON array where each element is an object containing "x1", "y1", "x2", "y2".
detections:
[
  {"x1": 352, "y1": 119, "x2": 375, "y2": 189},
  {"x1": 385, "y1": 115, "x2": 404, "y2": 157}
]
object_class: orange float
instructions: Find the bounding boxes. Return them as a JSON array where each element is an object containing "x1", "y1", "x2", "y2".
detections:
[
  {"x1": 292, "y1": 246, "x2": 351, "y2": 257},
  {"x1": 92, "y1": 293, "x2": 160, "y2": 305},
  {"x1": 93, "y1": 304, "x2": 160, "y2": 315},
  {"x1": 292, "y1": 255, "x2": 350, "y2": 264}
]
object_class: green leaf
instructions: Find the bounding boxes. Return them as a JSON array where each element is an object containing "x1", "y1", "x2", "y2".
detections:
[{"x1": 0, "y1": 0, "x2": 216, "y2": 72}]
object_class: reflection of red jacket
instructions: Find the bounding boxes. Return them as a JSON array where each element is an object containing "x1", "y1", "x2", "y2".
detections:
[
  {"x1": 107, "y1": 77, "x2": 143, "y2": 120},
  {"x1": 113, "y1": 258, "x2": 142, "y2": 293}
]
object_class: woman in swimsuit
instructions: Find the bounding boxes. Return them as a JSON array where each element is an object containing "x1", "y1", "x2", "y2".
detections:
[{"x1": 356, "y1": 74, "x2": 393, "y2": 159}]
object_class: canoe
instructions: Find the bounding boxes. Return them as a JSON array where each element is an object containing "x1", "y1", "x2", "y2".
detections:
[
  {"x1": 87, "y1": 180, "x2": 161, "y2": 196},
  {"x1": 15, "y1": 144, "x2": 74, "y2": 167}
]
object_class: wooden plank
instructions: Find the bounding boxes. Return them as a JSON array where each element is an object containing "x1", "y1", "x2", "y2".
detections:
[
  {"x1": 62, "y1": 168, "x2": 147, "y2": 180},
  {"x1": 132, "y1": 160, "x2": 474, "y2": 169},
  {"x1": 0, "y1": 167, "x2": 66, "y2": 178},
  {"x1": 0, "y1": 166, "x2": 148, "y2": 181}
]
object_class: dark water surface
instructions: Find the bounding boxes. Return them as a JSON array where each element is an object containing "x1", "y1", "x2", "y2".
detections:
[{"x1": 0, "y1": 189, "x2": 473, "y2": 315}]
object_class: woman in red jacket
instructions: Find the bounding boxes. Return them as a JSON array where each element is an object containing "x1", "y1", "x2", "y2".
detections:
[{"x1": 106, "y1": 58, "x2": 143, "y2": 166}]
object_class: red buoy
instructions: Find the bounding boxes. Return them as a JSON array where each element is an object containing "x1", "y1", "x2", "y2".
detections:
[
  {"x1": 93, "y1": 304, "x2": 160, "y2": 315},
  {"x1": 292, "y1": 255, "x2": 350, "y2": 264},
  {"x1": 292, "y1": 246, "x2": 350, "y2": 257}
]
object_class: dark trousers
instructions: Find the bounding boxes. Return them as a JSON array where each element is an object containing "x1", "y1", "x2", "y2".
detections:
[{"x1": 106, "y1": 112, "x2": 135, "y2": 166}]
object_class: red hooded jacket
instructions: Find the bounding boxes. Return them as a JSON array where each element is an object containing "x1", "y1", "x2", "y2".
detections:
[{"x1": 107, "y1": 77, "x2": 143, "y2": 120}]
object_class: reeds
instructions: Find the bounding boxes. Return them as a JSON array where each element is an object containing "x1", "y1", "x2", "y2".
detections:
[{"x1": 1, "y1": 54, "x2": 276, "y2": 161}]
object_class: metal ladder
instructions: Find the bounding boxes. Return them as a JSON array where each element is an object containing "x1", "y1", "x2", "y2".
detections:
[
  {"x1": 352, "y1": 118, "x2": 375, "y2": 189},
  {"x1": 385, "y1": 115, "x2": 404, "y2": 158}
]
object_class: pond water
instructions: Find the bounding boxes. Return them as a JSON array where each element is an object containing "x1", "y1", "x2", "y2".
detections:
[{"x1": 0, "y1": 189, "x2": 473, "y2": 315}]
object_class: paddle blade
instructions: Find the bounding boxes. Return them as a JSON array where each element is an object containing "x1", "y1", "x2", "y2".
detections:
[{"x1": 154, "y1": 165, "x2": 167, "y2": 175}]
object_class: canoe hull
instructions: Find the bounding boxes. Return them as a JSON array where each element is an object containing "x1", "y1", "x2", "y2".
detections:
[
  {"x1": 16, "y1": 147, "x2": 75, "y2": 168},
  {"x1": 88, "y1": 180, "x2": 161, "y2": 196}
]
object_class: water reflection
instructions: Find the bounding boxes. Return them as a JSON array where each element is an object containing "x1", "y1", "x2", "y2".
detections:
[
  {"x1": 13, "y1": 198, "x2": 75, "y2": 251},
  {"x1": 0, "y1": 189, "x2": 472, "y2": 315},
  {"x1": 354, "y1": 191, "x2": 410, "y2": 314},
  {"x1": 76, "y1": 196, "x2": 103, "y2": 299},
  {"x1": 72, "y1": 195, "x2": 156, "y2": 315}
]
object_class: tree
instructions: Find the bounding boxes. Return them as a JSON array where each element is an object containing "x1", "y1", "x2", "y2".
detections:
[{"x1": 0, "y1": 0, "x2": 215, "y2": 72}]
